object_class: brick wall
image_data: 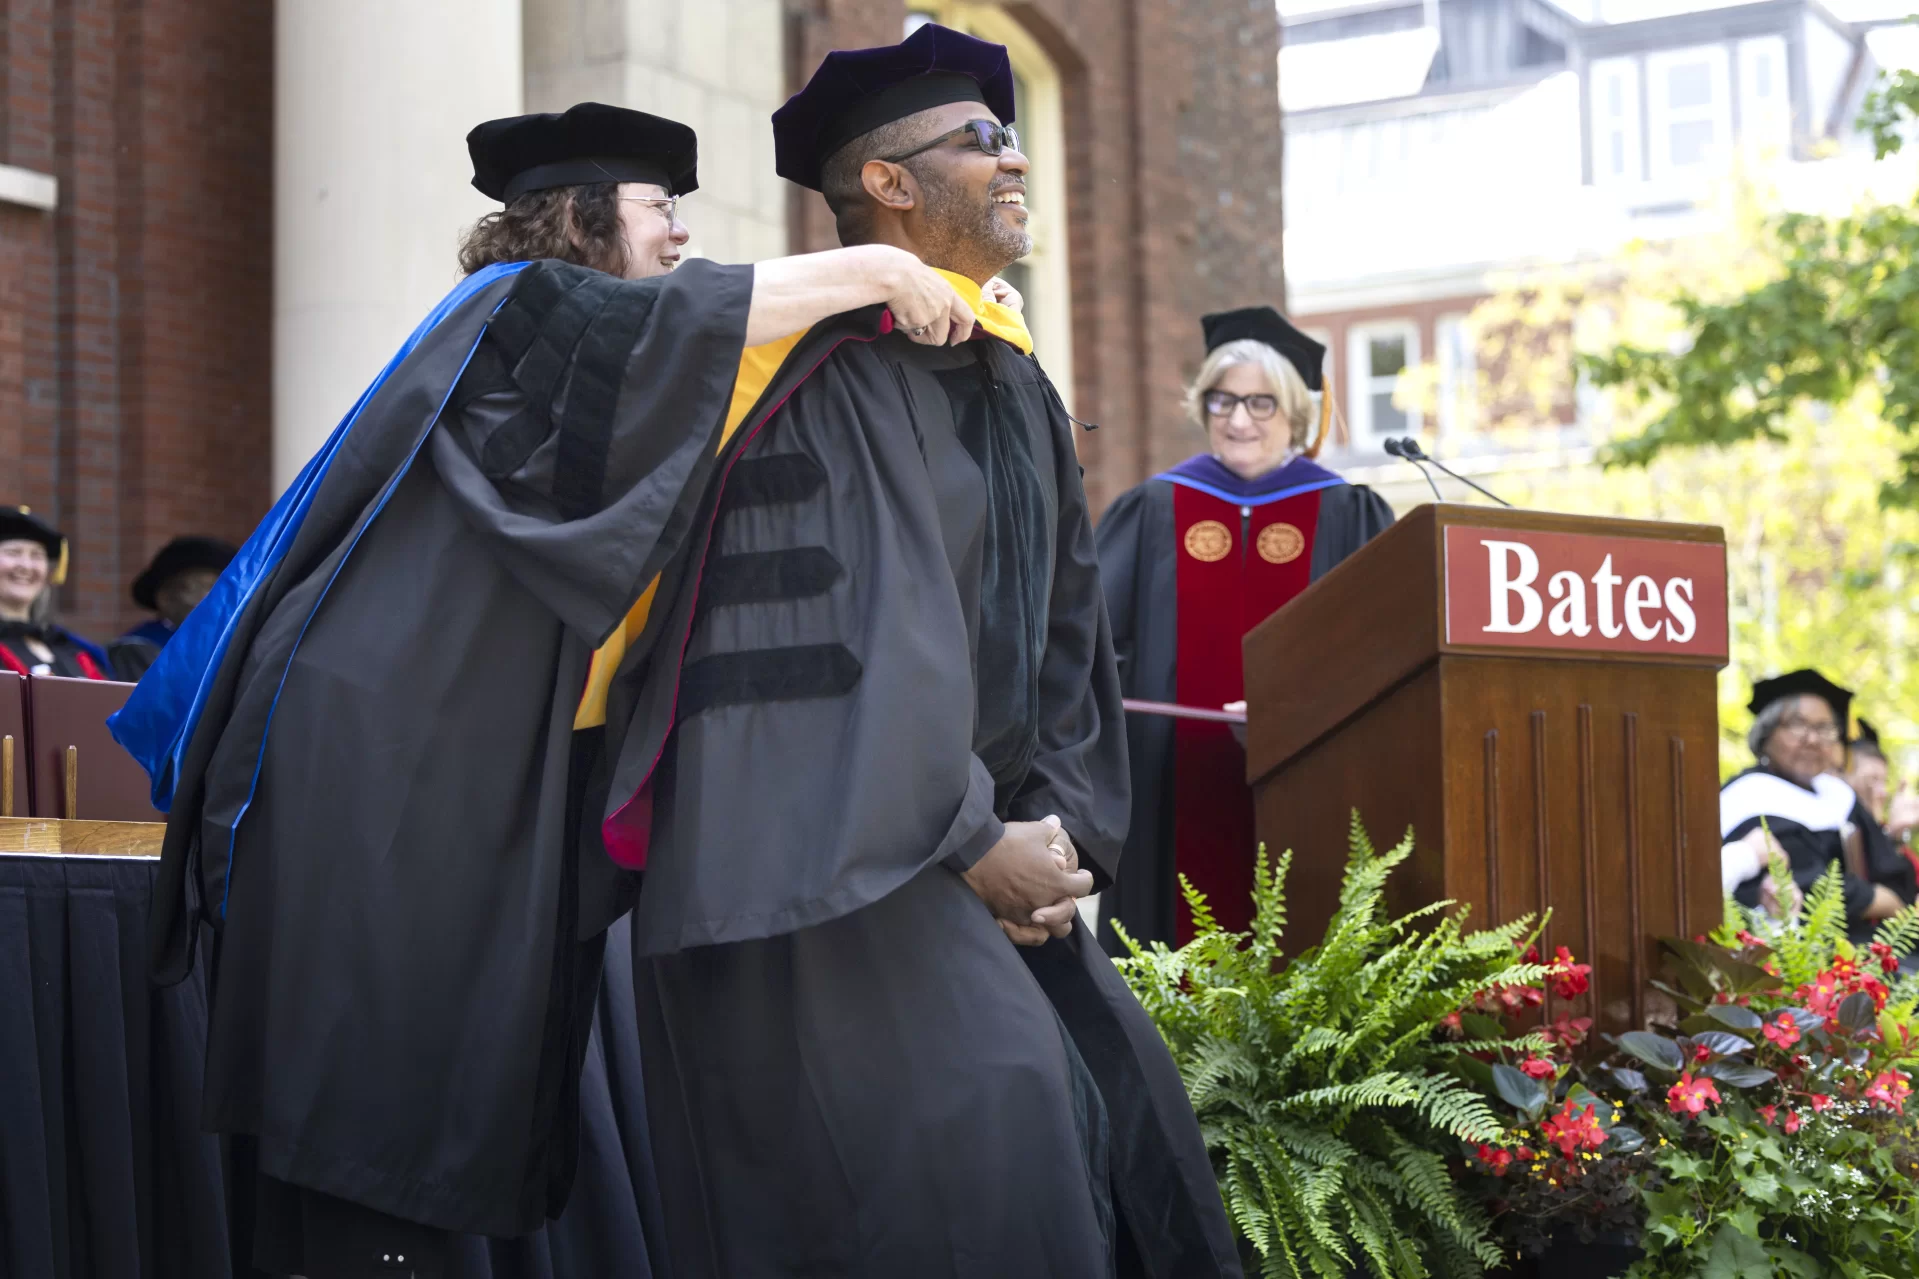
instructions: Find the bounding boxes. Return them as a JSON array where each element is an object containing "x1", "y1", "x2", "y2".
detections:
[
  {"x1": 0, "y1": 0, "x2": 272, "y2": 645},
  {"x1": 781, "y1": 0, "x2": 1286, "y2": 514}
]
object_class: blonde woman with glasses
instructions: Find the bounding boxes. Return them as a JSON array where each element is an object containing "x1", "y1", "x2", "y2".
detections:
[{"x1": 1094, "y1": 305, "x2": 1393, "y2": 955}]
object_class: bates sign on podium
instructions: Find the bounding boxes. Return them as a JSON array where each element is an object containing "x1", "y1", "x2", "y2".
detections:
[{"x1": 1443, "y1": 524, "x2": 1728, "y2": 659}]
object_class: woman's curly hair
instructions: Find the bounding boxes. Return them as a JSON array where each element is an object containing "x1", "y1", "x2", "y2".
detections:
[{"x1": 457, "y1": 182, "x2": 628, "y2": 276}]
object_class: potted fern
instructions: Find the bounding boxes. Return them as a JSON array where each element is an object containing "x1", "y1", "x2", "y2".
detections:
[
  {"x1": 1111, "y1": 815, "x2": 1550, "y2": 1279},
  {"x1": 1112, "y1": 816, "x2": 1919, "y2": 1278}
]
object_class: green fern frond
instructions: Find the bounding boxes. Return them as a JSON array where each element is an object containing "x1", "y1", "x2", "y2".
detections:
[
  {"x1": 1250, "y1": 843, "x2": 1293, "y2": 953},
  {"x1": 1180, "y1": 872, "x2": 1220, "y2": 940},
  {"x1": 1762, "y1": 860, "x2": 1852, "y2": 988},
  {"x1": 1409, "y1": 1073, "x2": 1507, "y2": 1143},
  {"x1": 1130, "y1": 812, "x2": 1519, "y2": 1277},
  {"x1": 1874, "y1": 903, "x2": 1919, "y2": 958},
  {"x1": 1271, "y1": 1125, "x2": 1359, "y2": 1170},
  {"x1": 1347, "y1": 809, "x2": 1376, "y2": 861}
]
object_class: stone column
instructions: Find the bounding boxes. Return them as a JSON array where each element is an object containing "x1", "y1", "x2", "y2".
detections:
[
  {"x1": 522, "y1": 0, "x2": 789, "y2": 268},
  {"x1": 273, "y1": 0, "x2": 523, "y2": 490}
]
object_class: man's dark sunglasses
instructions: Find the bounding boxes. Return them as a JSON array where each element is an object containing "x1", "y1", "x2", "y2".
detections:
[{"x1": 881, "y1": 120, "x2": 1023, "y2": 165}]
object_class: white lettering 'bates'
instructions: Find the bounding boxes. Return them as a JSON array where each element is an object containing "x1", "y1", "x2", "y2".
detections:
[{"x1": 1482, "y1": 539, "x2": 1697, "y2": 644}]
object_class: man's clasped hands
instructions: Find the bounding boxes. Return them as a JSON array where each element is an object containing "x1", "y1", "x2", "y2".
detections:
[{"x1": 962, "y1": 816, "x2": 1095, "y2": 946}]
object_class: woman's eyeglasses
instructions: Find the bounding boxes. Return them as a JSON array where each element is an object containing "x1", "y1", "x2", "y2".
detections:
[
  {"x1": 881, "y1": 120, "x2": 1023, "y2": 165},
  {"x1": 1203, "y1": 390, "x2": 1280, "y2": 421},
  {"x1": 1778, "y1": 717, "x2": 1840, "y2": 743},
  {"x1": 618, "y1": 194, "x2": 681, "y2": 226}
]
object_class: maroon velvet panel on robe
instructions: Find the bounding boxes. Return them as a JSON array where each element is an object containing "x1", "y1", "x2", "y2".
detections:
[{"x1": 1171, "y1": 485, "x2": 1320, "y2": 940}]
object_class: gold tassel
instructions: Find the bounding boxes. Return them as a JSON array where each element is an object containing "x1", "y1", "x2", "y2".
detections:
[{"x1": 1305, "y1": 370, "x2": 1334, "y2": 459}]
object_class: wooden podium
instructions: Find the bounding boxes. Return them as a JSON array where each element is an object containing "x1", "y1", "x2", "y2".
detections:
[
  {"x1": 1243, "y1": 504, "x2": 1729, "y2": 1035},
  {"x1": 0, "y1": 673, "x2": 164, "y2": 858}
]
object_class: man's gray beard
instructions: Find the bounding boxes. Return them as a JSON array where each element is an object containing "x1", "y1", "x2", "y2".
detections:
[{"x1": 911, "y1": 161, "x2": 1032, "y2": 280}]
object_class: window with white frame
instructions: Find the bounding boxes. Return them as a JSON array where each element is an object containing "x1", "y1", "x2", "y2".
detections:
[
  {"x1": 1590, "y1": 57, "x2": 1642, "y2": 185},
  {"x1": 1434, "y1": 313, "x2": 1476, "y2": 440},
  {"x1": 1347, "y1": 323, "x2": 1420, "y2": 441},
  {"x1": 1738, "y1": 36, "x2": 1790, "y2": 160},
  {"x1": 1647, "y1": 45, "x2": 1731, "y2": 179}
]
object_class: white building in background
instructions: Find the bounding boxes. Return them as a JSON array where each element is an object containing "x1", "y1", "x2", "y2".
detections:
[
  {"x1": 1278, "y1": 0, "x2": 1919, "y2": 500},
  {"x1": 272, "y1": 0, "x2": 788, "y2": 487}
]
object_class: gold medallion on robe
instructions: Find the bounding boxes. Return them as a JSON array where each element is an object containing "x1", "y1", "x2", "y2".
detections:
[
  {"x1": 1257, "y1": 522, "x2": 1305, "y2": 565},
  {"x1": 1183, "y1": 520, "x2": 1232, "y2": 563}
]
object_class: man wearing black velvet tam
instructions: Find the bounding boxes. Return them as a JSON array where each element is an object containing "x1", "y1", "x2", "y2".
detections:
[{"x1": 627, "y1": 22, "x2": 1241, "y2": 1278}]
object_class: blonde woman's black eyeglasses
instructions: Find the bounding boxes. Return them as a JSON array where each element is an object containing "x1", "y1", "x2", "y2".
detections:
[{"x1": 1203, "y1": 391, "x2": 1280, "y2": 421}]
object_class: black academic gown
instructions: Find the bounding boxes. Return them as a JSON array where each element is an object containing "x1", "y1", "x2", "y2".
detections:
[
  {"x1": 140, "y1": 259, "x2": 757, "y2": 1241},
  {"x1": 142, "y1": 256, "x2": 1231, "y2": 1269},
  {"x1": 626, "y1": 324, "x2": 1241, "y2": 1278},
  {"x1": 1094, "y1": 462, "x2": 1394, "y2": 953},
  {"x1": 109, "y1": 618, "x2": 176, "y2": 681},
  {"x1": 0, "y1": 621, "x2": 111, "y2": 680},
  {"x1": 1723, "y1": 767, "x2": 1919, "y2": 945}
]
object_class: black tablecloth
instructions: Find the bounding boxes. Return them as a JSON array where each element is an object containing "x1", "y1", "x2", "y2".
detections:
[{"x1": 0, "y1": 854, "x2": 667, "y2": 1278}]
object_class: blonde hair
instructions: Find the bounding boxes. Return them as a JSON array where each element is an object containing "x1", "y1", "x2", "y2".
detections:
[
  {"x1": 1184, "y1": 339, "x2": 1315, "y2": 450},
  {"x1": 0, "y1": 536, "x2": 54, "y2": 624}
]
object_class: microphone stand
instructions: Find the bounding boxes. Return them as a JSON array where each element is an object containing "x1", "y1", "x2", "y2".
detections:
[
  {"x1": 1397, "y1": 438, "x2": 1513, "y2": 507},
  {"x1": 1383, "y1": 437, "x2": 1444, "y2": 502}
]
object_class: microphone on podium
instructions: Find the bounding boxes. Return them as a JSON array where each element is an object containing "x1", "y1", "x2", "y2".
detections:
[
  {"x1": 1392, "y1": 437, "x2": 1514, "y2": 507},
  {"x1": 1383, "y1": 436, "x2": 1444, "y2": 502}
]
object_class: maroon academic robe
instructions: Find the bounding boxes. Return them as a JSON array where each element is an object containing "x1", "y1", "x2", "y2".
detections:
[{"x1": 1094, "y1": 453, "x2": 1394, "y2": 948}]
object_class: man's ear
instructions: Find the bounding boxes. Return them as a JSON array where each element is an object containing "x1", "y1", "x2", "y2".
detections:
[{"x1": 860, "y1": 159, "x2": 919, "y2": 214}]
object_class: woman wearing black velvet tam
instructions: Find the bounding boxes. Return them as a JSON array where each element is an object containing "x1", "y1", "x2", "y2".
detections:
[
  {"x1": 1720, "y1": 669, "x2": 1917, "y2": 946},
  {"x1": 232, "y1": 100, "x2": 710, "y2": 1279},
  {"x1": 0, "y1": 506, "x2": 109, "y2": 679},
  {"x1": 1096, "y1": 307, "x2": 1394, "y2": 953}
]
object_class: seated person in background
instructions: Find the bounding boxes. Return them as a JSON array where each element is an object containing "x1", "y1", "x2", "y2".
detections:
[
  {"x1": 1846, "y1": 719, "x2": 1919, "y2": 850},
  {"x1": 1846, "y1": 718, "x2": 1919, "y2": 913},
  {"x1": 0, "y1": 506, "x2": 109, "y2": 680},
  {"x1": 109, "y1": 535, "x2": 237, "y2": 681},
  {"x1": 1095, "y1": 306, "x2": 1394, "y2": 951},
  {"x1": 1721, "y1": 670, "x2": 1914, "y2": 945}
]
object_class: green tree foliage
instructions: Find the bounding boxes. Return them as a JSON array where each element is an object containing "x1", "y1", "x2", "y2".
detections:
[
  {"x1": 1586, "y1": 70, "x2": 1919, "y2": 509},
  {"x1": 1405, "y1": 73, "x2": 1919, "y2": 776},
  {"x1": 1112, "y1": 816, "x2": 1549, "y2": 1278},
  {"x1": 1496, "y1": 405, "x2": 1919, "y2": 779}
]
